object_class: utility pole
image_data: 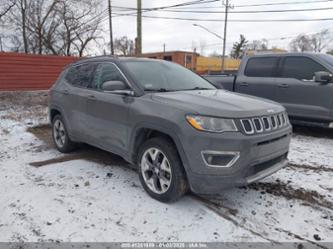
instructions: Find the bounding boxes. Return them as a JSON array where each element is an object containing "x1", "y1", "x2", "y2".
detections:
[
  {"x1": 222, "y1": 0, "x2": 232, "y2": 72},
  {"x1": 163, "y1": 43, "x2": 166, "y2": 53},
  {"x1": 108, "y1": 0, "x2": 114, "y2": 55},
  {"x1": 0, "y1": 36, "x2": 3, "y2": 52},
  {"x1": 136, "y1": 0, "x2": 142, "y2": 56}
]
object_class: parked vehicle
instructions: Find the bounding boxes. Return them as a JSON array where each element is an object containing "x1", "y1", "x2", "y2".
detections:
[
  {"x1": 49, "y1": 57, "x2": 292, "y2": 202},
  {"x1": 204, "y1": 53, "x2": 333, "y2": 128}
]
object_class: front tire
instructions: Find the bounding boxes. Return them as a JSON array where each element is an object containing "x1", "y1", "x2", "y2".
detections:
[
  {"x1": 138, "y1": 137, "x2": 188, "y2": 202},
  {"x1": 52, "y1": 114, "x2": 76, "y2": 153}
]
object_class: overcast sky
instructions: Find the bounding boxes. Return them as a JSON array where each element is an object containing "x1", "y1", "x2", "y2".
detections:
[{"x1": 103, "y1": 0, "x2": 333, "y2": 56}]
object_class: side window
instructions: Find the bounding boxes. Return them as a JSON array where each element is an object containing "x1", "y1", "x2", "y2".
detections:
[
  {"x1": 244, "y1": 57, "x2": 278, "y2": 77},
  {"x1": 281, "y1": 57, "x2": 327, "y2": 80},
  {"x1": 92, "y1": 63, "x2": 127, "y2": 90},
  {"x1": 65, "y1": 63, "x2": 96, "y2": 88},
  {"x1": 65, "y1": 66, "x2": 80, "y2": 85}
]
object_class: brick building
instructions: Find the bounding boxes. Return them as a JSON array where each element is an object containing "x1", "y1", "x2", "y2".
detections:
[
  {"x1": 142, "y1": 50, "x2": 241, "y2": 74},
  {"x1": 142, "y1": 51, "x2": 199, "y2": 71}
]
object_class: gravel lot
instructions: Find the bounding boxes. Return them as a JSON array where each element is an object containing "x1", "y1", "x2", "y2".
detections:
[{"x1": 0, "y1": 91, "x2": 332, "y2": 244}]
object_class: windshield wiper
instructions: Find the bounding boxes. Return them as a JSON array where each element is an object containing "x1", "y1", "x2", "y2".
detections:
[
  {"x1": 144, "y1": 88, "x2": 171, "y2": 92},
  {"x1": 184, "y1": 87, "x2": 213, "y2": 91}
]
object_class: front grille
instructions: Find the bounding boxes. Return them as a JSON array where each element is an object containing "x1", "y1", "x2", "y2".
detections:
[{"x1": 240, "y1": 112, "x2": 289, "y2": 135}]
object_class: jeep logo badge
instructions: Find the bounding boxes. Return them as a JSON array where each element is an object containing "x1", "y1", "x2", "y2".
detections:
[{"x1": 267, "y1": 109, "x2": 275, "y2": 113}]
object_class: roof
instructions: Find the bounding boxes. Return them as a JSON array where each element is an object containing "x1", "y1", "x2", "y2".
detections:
[
  {"x1": 246, "y1": 52, "x2": 322, "y2": 58},
  {"x1": 71, "y1": 55, "x2": 159, "y2": 66}
]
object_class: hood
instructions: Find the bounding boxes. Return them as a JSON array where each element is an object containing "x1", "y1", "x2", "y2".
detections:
[{"x1": 151, "y1": 90, "x2": 284, "y2": 118}]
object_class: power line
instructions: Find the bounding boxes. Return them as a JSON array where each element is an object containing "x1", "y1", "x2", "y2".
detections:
[
  {"x1": 235, "y1": 0, "x2": 333, "y2": 8},
  {"x1": 77, "y1": 0, "x2": 219, "y2": 26},
  {"x1": 127, "y1": 0, "x2": 219, "y2": 12},
  {"x1": 171, "y1": 0, "x2": 333, "y2": 9},
  {"x1": 178, "y1": 28, "x2": 332, "y2": 51},
  {"x1": 112, "y1": 14, "x2": 333, "y2": 22},
  {"x1": 110, "y1": 0, "x2": 219, "y2": 16},
  {"x1": 136, "y1": 6, "x2": 333, "y2": 14}
]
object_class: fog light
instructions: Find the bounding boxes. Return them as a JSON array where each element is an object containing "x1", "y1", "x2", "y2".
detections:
[
  {"x1": 329, "y1": 122, "x2": 333, "y2": 129},
  {"x1": 201, "y1": 151, "x2": 240, "y2": 168}
]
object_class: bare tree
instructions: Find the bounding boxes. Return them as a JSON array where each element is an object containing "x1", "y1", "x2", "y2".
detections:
[
  {"x1": 114, "y1": 36, "x2": 135, "y2": 56},
  {"x1": 230, "y1": 34, "x2": 248, "y2": 59},
  {"x1": 310, "y1": 29, "x2": 332, "y2": 52},
  {"x1": 26, "y1": 0, "x2": 59, "y2": 54},
  {"x1": 289, "y1": 34, "x2": 313, "y2": 52},
  {"x1": 4, "y1": 0, "x2": 104, "y2": 56},
  {"x1": 9, "y1": 0, "x2": 30, "y2": 53},
  {"x1": 247, "y1": 39, "x2": 268, "y2": 51},
  {"x1": 53, "y1": 0, "x2": 104, "y2": 56},
  {"x1": 0, "y1": 0, "x2": 16, "y2": 20}
]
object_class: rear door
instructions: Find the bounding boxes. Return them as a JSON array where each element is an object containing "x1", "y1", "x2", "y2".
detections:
[
  {"x1": 61, "y1": 63, "x2": 96, "y2": 140},
  {"x1": 84, "y1": 62, "x2": 133, "y2": 155},
  {"x1": 276, "y1": 55, "x2": 332, "y2": 121},
  {"x1": 235, "y1": 56, "x2": 279, "y2": 101}
]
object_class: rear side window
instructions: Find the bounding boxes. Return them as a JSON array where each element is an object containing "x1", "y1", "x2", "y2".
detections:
[
  {"x1": 65, "y1": 63, "x2": 96, "y2": 88},
  {"x1": 91, "y1": 63, "x2": 127, "y2": 90},
  {"x1": 245, "y1": 57, "x2": 278, "y2": 77},
  {"x1": 280, "y1": 56, "x2": 327, "y2": 80}
]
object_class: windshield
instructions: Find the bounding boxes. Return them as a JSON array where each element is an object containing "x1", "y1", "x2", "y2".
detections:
[
  {"x1": 318, "y1": 54, "x2": 333, "y2": 67},
  {"x1": 121, "y1": 60, "x2": 216, "y2": 91}
]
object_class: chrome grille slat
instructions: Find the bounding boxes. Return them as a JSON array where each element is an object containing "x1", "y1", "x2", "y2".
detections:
[
  {"x1": 241, "y1": 112, "x2": 289, "y2": 135},
  {"x1": 252, "y1": 118, "x2": 263, "y2": 133},
  {"x1": 241, "y1": 119, "x2": 255, "y2": 134},
  {"x1": 261, "y1": 117, "x2": 271, "y2": 131},
  {"x1": 276, "y1": 114, "x2": 282, "y2": 127}
]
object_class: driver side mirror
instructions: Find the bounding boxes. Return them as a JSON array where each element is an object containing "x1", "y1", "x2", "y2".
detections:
[
  {"x1": 314, "y1": 71, "x2": 333, "y2": 83},
  {"x1": 102, "y1": 80, "x2": 128, "y2": 91}
]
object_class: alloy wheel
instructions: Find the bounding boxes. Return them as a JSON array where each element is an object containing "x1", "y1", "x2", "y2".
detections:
[
  {"x1": 53, "y1": 119, "x2": 66, "y2": 148},
  {"x1": 141, "y1": 148, "x2": 172, "y2": 194}
]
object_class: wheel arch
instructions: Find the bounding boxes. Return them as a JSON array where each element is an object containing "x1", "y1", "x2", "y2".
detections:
[
  {"x1": 50, "y1": 108, "x2": 61, "y2": 122},
  {"x1": 129, "y1": 123, "x2": 190, "y2": 176},
  {"x1": 49, "y1": 105, "x2": 74, "y2": 140}
]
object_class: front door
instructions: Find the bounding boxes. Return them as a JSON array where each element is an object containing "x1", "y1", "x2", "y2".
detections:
[
  {"x1": 236, "y1": 56, "x2": 279, "y2": 101},
  {"x1": 85, "y1": 62, "x2": 133, "y2": 155},
  {"x1": 276, "y1": 56, "x2": 333, "y2": 121}
]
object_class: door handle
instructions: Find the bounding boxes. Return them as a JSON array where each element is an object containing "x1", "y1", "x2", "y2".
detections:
[
  {"x1": 63, "y1": 90, "x2": 70, "y2": 95},
  {"x1": 240, "y1": 82, "x2": 249, "y2": 86},
  {"x1": 87, "y1": 94, "x2": 97, "y2": 101},
  {"x1": 278, "y1": 84, "x2": 289, "y2": 88}
]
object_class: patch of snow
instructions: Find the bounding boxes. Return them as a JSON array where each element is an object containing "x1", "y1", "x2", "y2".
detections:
[{"x1": 0, "y1": 91, "x2": 332, "y2": 243}]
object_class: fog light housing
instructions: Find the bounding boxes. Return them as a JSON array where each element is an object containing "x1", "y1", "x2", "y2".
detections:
[
  {"x1": 201, "y1": 151, "x2": 240, "y2": 168},
  {"x1": 329, "y1": 122, "x2": 333, "y2": 129}
]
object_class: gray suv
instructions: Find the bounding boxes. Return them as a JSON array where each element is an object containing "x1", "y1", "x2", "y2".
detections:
[{"x1": 49, "y1": 57, "x2": 292, "y2": 202}]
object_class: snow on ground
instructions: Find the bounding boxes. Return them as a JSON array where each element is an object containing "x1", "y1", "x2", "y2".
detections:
[{"x1": 0, "y1": 91, "x2": 332, "y2": 244}]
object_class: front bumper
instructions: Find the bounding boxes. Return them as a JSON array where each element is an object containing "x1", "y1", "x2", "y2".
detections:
[{"x1": 179, "y1": 125, "x2": 292, "y2": 194}]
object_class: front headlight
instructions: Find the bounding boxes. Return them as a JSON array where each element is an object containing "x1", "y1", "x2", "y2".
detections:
[{"x1": 186, "y1": 115, "x2": 238, "y2": 133}]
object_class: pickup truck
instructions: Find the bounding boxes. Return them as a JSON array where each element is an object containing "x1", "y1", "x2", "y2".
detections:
[{"x1": 204, "y1": 53, "x2": 333, "y2": 128}]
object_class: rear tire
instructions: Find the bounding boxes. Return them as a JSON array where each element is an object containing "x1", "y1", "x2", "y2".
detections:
[
  {"x1": 52, "y1": 114, "x2": 76, "y2": 153},
  {"x1": 138, "y1": 137, "x2": 188, "y2": 202}
]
